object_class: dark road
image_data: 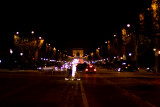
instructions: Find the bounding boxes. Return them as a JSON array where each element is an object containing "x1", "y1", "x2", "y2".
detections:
[{"x1": 0, "y1": 69, "x2": 160, "y2": 107}]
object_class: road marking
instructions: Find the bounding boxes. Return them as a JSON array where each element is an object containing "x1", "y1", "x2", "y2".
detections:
[{"x1": 80, "y1": 81, "x2": 89, "y2": 107}]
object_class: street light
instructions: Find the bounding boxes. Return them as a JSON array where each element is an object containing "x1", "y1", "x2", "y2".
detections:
[
  {"x1": 129, "y1": 53, "x2": 132, "y2": 56},
  {"x1": 10, "y1": 49, "x2": 13, "y2": 54},
  {"x1": 16, "y1": 32, "x2": 19, "y2": 35},
  {"x1": 39, "y1": 37, "x2": 42, "y2": 39},
  {"x1": 20, "y1": 53, "x2": 23, "y2": 56},
  {"x1": 31, "y1": 31, "x2": 34, "y2": 34},
  {"x1": 114, "y1": 34, "x2": 117, "y2": 37},
  {"x1": 153, "y1": 48, "x2": 157, "y2": 52},
  {"x1": 127, "y1": 24, "x2": 131, "y2": 28}
]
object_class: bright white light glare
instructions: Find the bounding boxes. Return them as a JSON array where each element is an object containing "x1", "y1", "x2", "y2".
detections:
[
  {"x1": 127, "y1": 24, "x2": 130, "y2": 27},
  {"x1": 31, "y1": 31, "x2": 34, "y2": 34},
  {"x1": 37, "y1": 67, "x2": 42, "y2": 70},
  {"x1": 129, "y1": 53, "x2": 132, "y2": 56},
  {"x1": 55, "y1": 67, "x2": 58, "y2": 71},
  {"x1": 10, "y1": 49, "x2": 13, "y2": 54},
  {"x1": 20, "y1": 53, "x2": 23, "y2": 56},
  {"x1": 16, "y1": 32, "x2": 19, "y2": 35},
  {"x1": 153, "y1": 48, "x2": 157, "y2": 51},
  {"x1": 72, "y1": 59, "x2": 79, "y2": 64},
  {"x1": 0, "y1": 60, "x2": 1, "y2": 63},
  {"x1": 72, "y1": 64, "x2": 76, "y2": 77},
  {"x1": 61, "y1": 67, "x2": 63, "y2": 71},
  {"x1": 39, "y1": 37, "x2": 42, "y2": 39},
  {"x1": 50, "y1": 60, "x2": 56, "y2": 62},
  {"x1": 118, "y1": 68, "x2": 121, "y2": 72},
  {"x1": 77, "y1": 78, "x2": 81, "y2": 81}
]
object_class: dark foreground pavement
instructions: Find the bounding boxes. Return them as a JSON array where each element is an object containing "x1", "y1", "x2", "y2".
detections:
[{"x1": 0, "y1": 69, "x2": 160, "y2": 107}]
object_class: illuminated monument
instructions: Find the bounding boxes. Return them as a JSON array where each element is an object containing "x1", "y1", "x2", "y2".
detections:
[
  {"x1": 72, "y1": 48, "x2": 84, "y2": 58},
  {"x1": 67, "y1": 48, "x2": 88, "y2": 61}
]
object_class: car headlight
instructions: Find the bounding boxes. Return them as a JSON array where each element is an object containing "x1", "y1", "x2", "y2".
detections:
[
  {"x1": 37, "y1": 67, "x2": 42, "y2": 70},
  {"x1": 146, "y1": 67, "x2": 150, "y2": 70}
]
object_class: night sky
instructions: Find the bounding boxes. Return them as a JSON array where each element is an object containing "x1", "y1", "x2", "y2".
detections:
[{"x1": 0, "y1": 0, "x2": 151, "y2": 53}]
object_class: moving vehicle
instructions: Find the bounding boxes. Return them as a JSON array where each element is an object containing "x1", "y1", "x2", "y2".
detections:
[
  {"x1": 77, "y1": 63, "x2": 88, "y2": 72},
  {"x1": 118, "y1": 62, "x2": 139, "y2": 72},
  {"x1": 37, "y1": 66, "x2": 54, "y2": 71},
  {"x1": 85, "y1": 64, "x2": 96, "y2": 73}
]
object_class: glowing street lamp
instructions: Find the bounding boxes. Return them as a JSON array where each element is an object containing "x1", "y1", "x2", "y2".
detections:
[
  {"x1": 153, "y1": 48, "x2": 157, "y2": 52},
  {"x1": 16, "y1": 32, "x2": 19, "y2": 35},
  {"x1": 39, "y1": 37, "x2": 42, "y2": 39},
  {"x1": 114, "y1": 34, "x2": 117, "y2": 37},
  {"x1": 20, "y1": 53, "x2": 23, "y2": 56},
  {"x1": 31, "y1": 31, "x2": 34, "y2": 34},
  {"x1": 127, "y1": 24, "x2": 131, "y2": 28},
  {"x1": 10, "y1": 49, "x2": 13, "y2": 54},
  {"x1": 129, "y1": 53, "x2": 132, "y2": 56}
]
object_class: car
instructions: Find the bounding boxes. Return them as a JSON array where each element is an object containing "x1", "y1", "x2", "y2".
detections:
[
  {"x1": 85, "y1": 64, "x2": 96, "y2": 73},
  {"x1": 37, "y1": 65, "x2": 55, "y2": 71},
  {"x1": 77, "y1": 63, "x2": 88, "y2": 72},
  {"x1": 118, "y1": 62, "x2": 139, "y2": 72}
]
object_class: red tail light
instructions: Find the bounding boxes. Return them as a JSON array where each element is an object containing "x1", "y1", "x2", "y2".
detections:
[{"x1": 89, "y1": 65, "x2": 93, "y2": 68}]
